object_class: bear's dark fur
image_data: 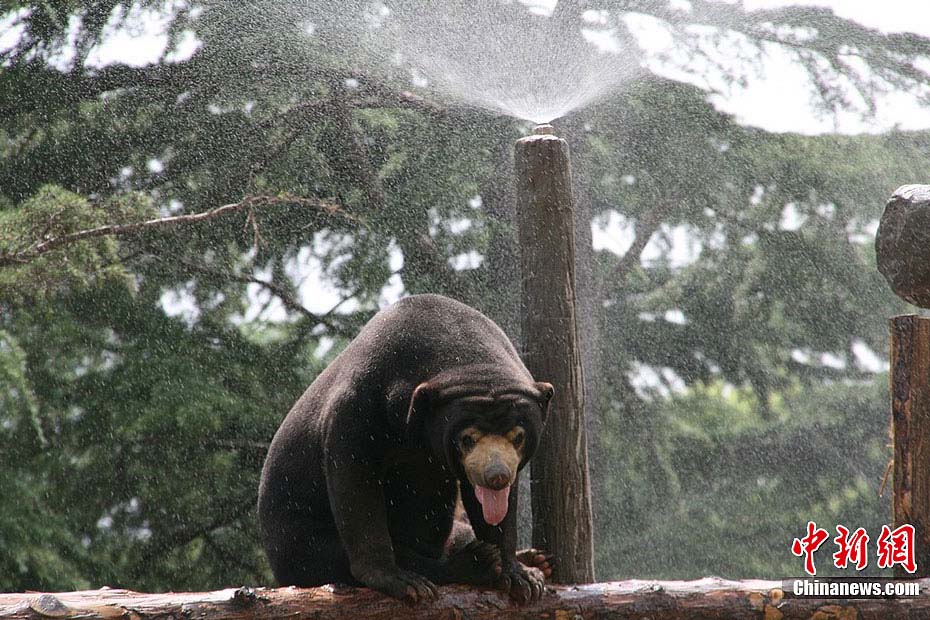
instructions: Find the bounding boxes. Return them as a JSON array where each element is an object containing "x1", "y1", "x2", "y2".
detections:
[{"x1": 258, "y1": 294, "x2": 552, "y2": 603}]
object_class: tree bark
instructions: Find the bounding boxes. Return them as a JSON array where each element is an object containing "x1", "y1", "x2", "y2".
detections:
[
  {"x1": 514, "y1": 129, "x2": 595, "y2": 583},
  {"x1": 3, "y1": 580, "x2": 929, "y2": 620},
  {"x1": 891, "y1": 314, "x2": 930, "y2": 578}
]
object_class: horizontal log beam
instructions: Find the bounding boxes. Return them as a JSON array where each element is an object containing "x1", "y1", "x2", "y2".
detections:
[{"x1": 1, "y1": 579, "x2": 929, "y2": 620}]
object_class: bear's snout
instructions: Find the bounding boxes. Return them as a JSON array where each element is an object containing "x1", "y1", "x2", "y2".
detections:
[{"x1": 484, "y1": 460, "x2": 511, "y2": 490}]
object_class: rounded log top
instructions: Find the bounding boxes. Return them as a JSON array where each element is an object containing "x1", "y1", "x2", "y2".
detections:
[
  {"x1": 516, "y1": 128, "x2": 566, "y2": 148},
  {"x1": 876, "y1": 184, "x2": 930, "y2": 308},
  {"x1": 891, "y1": 184, "x2": 930, "y2": 204}
]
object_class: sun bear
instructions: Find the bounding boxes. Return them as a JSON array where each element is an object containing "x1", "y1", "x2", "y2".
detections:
[{"x1": 258, "y1": 294, "x2": 552, "y2": 603}]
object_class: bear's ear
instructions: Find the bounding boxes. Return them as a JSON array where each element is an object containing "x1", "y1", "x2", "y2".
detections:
[
  {"x1": 405, "y1": 382, "x2": 431, "y2": 436},
  {"x1": 534, "y1": 381, "x2": 554, "y2": 420}
]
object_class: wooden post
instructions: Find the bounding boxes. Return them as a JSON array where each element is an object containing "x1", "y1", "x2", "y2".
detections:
[
  {"x1": 514, "y1": 124, "x2": 594, "y2": 583},
  {"x1": 891, "y1": 314, "x2": 930, "y2": 578}
]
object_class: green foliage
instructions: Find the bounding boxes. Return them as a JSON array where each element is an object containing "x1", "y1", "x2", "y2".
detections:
[
  {"x1": 2, "y1": 0, "x2": 929, "y2": 592},
  {"x1": 595, "y1": 379, "x2": 891, "y2": 579},
  {"x1": 0, "y1": 325, "x2": 91, "y2": 590},
  {"x1": 2, "y1": 286, "x2": 318, "y2": 590},
  {"x1": 0, "y1": 330, "x2": 38, "y2": 428},
  {"x1": 0, "y1": 186, "x2": 154, "y2": 303}
]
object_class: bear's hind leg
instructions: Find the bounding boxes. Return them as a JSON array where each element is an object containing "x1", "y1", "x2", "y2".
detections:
[{"x1": 265, "y1": 523, "x2": 355, "y2": 587}]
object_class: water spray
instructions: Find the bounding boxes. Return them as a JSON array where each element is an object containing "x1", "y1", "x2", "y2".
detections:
[{"x1": 514, "y1": 124, "x2": 594, "y2": 583}]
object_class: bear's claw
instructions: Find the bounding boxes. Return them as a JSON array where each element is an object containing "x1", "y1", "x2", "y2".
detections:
[
  {"x1": 496, "y1": 560, "x2": 545, "y2": 603},
  {"x1": 356, "y1": 566, "x2": 438, "y2": 604}
]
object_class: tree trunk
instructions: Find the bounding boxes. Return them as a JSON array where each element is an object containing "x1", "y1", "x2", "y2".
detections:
[
  {"x1": 514, "y1": 127, "x2": 595, "y2": 583},
  {"x1": 3, "y1": 580, "x2": 929, "y2": 620},
  {"x1": 891, "y1": 314, "x2": 930, "y2": 578}
]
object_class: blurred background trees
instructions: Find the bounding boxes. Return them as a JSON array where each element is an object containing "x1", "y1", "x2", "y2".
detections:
[{"x1": 2, "y1": 0, "x2": 928, "y2": 590}]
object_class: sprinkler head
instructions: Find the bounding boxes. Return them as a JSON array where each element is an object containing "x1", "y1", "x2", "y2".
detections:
[{"x1": 534, "y1": 124, "x2": 555, "y2": 135}]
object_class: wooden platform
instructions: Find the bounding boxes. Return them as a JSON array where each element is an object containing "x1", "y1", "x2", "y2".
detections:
[{"x1": 3, "y1": 578, "x2": 930, "y2": 620}]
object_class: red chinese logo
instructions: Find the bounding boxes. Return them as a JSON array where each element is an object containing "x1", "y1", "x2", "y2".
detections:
[
  {"x1": 833, "y1": 525, "x2": 869, "y2": 570},
  {"x1": 792, "y1": 521, "x2": 830, "y2": 576},
  {"x1": 876, "y1": 524, "x2": 916, "y2": 574},
  {"x1": 792, "y1": 522, "x2": 917, "y2": 575}
]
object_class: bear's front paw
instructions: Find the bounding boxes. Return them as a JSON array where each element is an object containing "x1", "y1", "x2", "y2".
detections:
[
  {"x1": 447, "y1": 540, "x2": 502, "y2": 585},
  {"x1": 353, "y1": 564, "x2": 438, "y2": 604},
  {"x1": 495, "y1": 559, "x2": 545, "y2": 603}
]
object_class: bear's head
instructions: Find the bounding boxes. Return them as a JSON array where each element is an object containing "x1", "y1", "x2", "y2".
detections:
[{"x1": 406, "y1": 374, "x2": 553, "y2": 525}]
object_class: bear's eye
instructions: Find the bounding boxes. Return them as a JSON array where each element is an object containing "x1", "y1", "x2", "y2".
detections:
[
  {"x1": 460, "y1": 435, "x2": 476, "y2": 451},
  {"x1": 511, "y1": 429, "x2": 525, "y2": 448}
]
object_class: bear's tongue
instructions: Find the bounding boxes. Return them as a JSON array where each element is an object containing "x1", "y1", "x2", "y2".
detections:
[{"x1": 474, "y1": 485, "x2": 510, "y2": 526}]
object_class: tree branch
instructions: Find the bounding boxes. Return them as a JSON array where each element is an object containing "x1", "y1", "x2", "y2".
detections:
[
  {"x1": 176, "y1": 257, "x2": 337, "y2": 329},
  {"x1": 130, "y1": 498, "x2": 256, "y2": 574},
  {"x1": 258, "y1": 79, "x2": 450, "y2": 132},
  {"x1": 325, "y1": 85, "x2": 466, "y2": 296},
  {"x1": 351, "y1": 86, "x2": 450, "y2": 118},
  {"x1": 202, "y1": 533, "x2": 265, "y2": 583},
  {"x1": 198, "y1": 439, "x2": 269, "y2": 453},
  {"x1": 0, "y1": 194, "x2": 355, "y2": 268},
  {"x1": 613, "y1": 201, "x2": 678, "y2": 282}
]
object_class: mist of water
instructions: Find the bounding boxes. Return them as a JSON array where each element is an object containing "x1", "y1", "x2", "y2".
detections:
[{"x1": 312, "y1": 0, "x2": 643, "y2": 124}]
